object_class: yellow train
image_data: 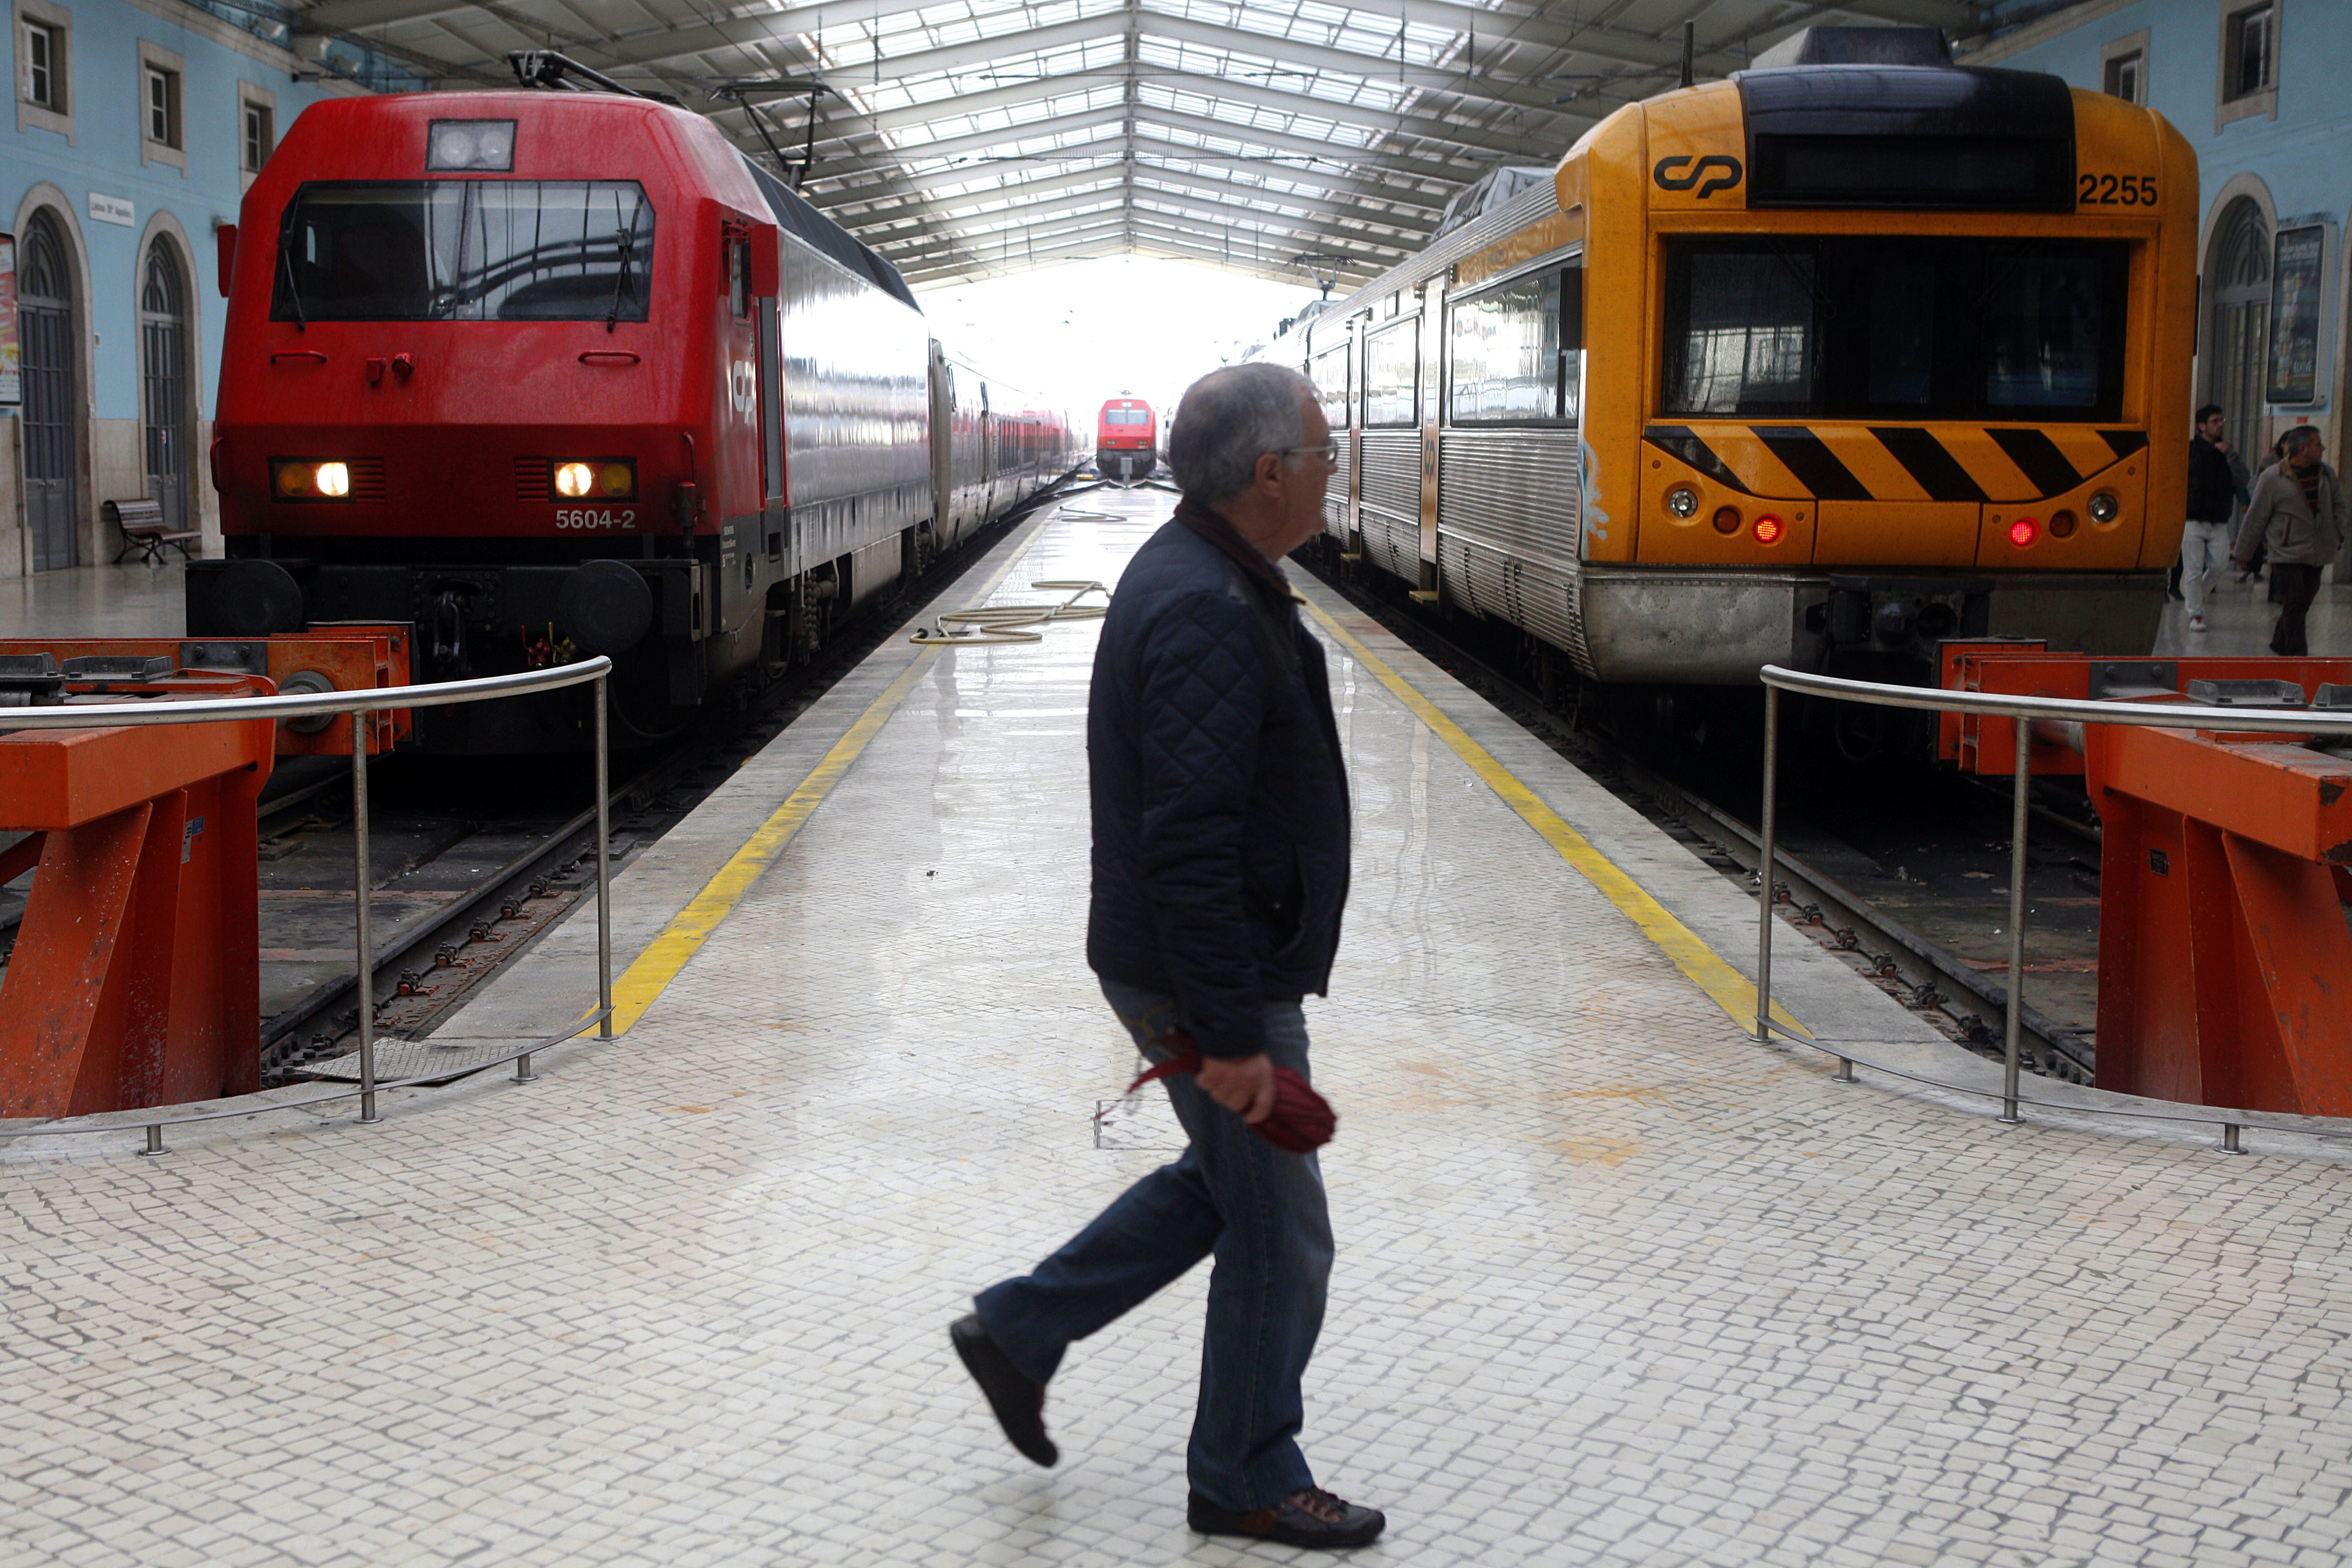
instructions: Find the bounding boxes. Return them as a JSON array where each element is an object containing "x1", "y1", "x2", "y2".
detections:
[{"x1": 1259, "y1": 26, "x2": 2196, "y2": 690}]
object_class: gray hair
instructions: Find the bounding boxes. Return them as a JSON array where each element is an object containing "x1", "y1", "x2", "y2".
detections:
[
  {"x1": 2281, "y1": 425, "x2": 2323, "y2": 462},
  {"x1": 1169, "y1": 363, "x2": 1315, "y2": 505}
]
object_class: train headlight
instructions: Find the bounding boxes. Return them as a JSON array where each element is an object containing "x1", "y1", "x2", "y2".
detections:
[
  {"x1": 551, "y1": 459, "x2": 637, "y2": 501},
  {"x1": 2049, "y1": 509, "x2": 2079, "y2": 539},
  {"x1": 1666, "y1": 486, "x2": 1700, "y2": 519},
  {"x1": 270, "y1": 459, "x2": 358, "y2": 500},
  {"x1": 2087, "y1": 490, "x2": 2120, "y2": 525},
  {"x1": 1712, "y1": 505, "x2": 1741, "y2": 535}
]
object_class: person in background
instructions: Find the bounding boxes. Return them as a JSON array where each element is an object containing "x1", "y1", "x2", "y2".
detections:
[
  {"x1": 2181, "y1": 404, "x2": 2249, "y2": 633},
  {"x1": 2235, "y1": 426, "x2": 2346, "y2": 656}
]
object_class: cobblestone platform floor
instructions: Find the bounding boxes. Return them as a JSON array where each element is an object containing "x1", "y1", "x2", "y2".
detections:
[{"x1": 6, "y1": 495, "x2": 2351, "y2": 1567}]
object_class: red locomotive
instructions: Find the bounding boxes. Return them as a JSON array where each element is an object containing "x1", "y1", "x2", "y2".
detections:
[
  {"x1": 197, "y1": 84, "x2": 1080, "y2": 752},
  {"x1": 1094, "y1": 397, "x2": 1158, "y2": 486}
]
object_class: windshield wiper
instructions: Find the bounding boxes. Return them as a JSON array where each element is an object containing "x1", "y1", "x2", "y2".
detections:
[
  {"x1": 606, "y1": 199, "x2": 642, "y2": 333},
  {"x1": 278, "y1": 238, "x2": 308, "y2": 332}
]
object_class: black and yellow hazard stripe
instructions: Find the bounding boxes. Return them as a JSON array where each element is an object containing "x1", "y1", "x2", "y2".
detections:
[{"x1": 1645, "y1": 424, "x2": 2149, "y2": 503}]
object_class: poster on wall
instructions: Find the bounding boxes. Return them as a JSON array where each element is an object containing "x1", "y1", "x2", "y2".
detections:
[
  {"x1": 0, "y1": 233, "x2": 19, "y2": 407},
  {"x1": 2266, "y1": 225, "x2": 2326, "y2": 406}
]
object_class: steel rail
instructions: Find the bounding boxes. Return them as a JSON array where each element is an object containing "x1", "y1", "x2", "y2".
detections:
[
  {"x1": 0, "y1": 657, "x2": 614, "y2": 1155},
  {"x1": 1611, "y1": 736, "x2": 2096, "y2": 1077},
  {"x1": 1296, "y1": 550, "x2": 2102, "y2": 1075},
  {"x1": 1758, "y1": 662, "x2": 2352, "y2": 1152}
]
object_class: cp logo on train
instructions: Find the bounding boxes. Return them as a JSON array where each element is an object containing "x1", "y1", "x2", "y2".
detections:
[{"x1": 1652, "y1": 155, "x2": 1745, "y2": 198}]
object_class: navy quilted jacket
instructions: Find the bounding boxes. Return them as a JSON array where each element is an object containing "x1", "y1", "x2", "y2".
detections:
[{"x1": 1085, "y1": 507, "x2": 1352, "y2": 1058}]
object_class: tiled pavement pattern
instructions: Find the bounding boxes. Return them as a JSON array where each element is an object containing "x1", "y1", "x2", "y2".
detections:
[{"x1": 8, "y1": 494, "x2": 2352, "y2": 1567}]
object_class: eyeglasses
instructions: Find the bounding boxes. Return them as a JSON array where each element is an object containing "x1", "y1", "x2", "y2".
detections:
[{"x1": 1280, "y1": 440, "x2": 1339, "y2": 466}]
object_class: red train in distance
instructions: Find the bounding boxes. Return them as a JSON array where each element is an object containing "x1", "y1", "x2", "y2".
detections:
[
  {"x1": 195, "y1": 83, "x2": 1080, "y2": 753},
  {"x1": 1095, "y1": 397, "x2": 1158, "y2": 486}
]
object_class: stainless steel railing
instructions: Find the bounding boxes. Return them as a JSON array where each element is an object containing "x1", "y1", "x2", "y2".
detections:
[
  {"x1": 0, "y1": 657, "x2": 616, "y2": 1152},
  {"x1": 1755, "y1": 664, "x2": 2352, "y2": 1153}
]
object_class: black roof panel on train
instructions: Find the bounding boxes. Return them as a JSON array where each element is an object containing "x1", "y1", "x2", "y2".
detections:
[{"x1": 739, "y1": 155, "x2": 920, "y2": 311}]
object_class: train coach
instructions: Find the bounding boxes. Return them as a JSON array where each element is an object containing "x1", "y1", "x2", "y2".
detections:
[
  {"x1": 192, "y1": 83, "x2": 1081, "y2": 753},
  {"x1": 1095, "y1": 397, "x2": 1159, "y2": 485},
  {"x1": 1261, "y1": 26, "x2": 2194, "y2": 705}
]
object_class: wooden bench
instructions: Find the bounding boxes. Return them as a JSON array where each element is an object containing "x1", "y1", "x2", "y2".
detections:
[{"x1": 106, "y1": 499, "x2": 200, "y2": 564}]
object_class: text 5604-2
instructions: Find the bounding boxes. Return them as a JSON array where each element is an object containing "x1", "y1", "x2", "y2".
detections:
[{"x1": 554, "y1": 508, "x2": 636, "y2": 530}]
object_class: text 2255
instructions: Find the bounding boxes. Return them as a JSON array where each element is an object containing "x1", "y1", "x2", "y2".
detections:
[{"x1": 2079, "y1": 173, "x2": 2156, "y2": 206}]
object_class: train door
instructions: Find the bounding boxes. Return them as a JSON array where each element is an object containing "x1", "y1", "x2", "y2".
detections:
[
  {"x1": 979, "y1": 381, "x2": 997, "y2": 511},
  {"x1": 756, "y1": 265, "x2": 784, "y2": 520},
  {"x1": 928, "y1": 342, "x2": 954, "y2": 546},
  {"x1": 21, "y1": 213, "x2": 78, "y2": 571},
  {"x1": 1418, "y1": 280, "x2": 1440, "y2": 594}
]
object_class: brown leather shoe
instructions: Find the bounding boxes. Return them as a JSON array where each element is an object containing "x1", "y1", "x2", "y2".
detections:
[{"x1": 1188, "y1": 1487, "x2": 1387, "y2": 1549}]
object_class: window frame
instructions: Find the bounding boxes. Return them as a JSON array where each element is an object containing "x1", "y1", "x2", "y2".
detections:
[
  {"x1": 239, "y1": 85, "x2": 276, "y2": 188},
  {"x1": 1310, "y1": 340, "x2": 1351, "y2": 431},
  {"x1": 136, "y1": 41, "x2": 184, "y2": 172},
  {"x1": 2100, "y1": 29, "x2": 2149, "y2": 106},
  {"x1": 1359, "y1": 317, "x2": 1419, "y2": 429},
  {"x1": 21, "y1": 17, "x2": 51, "y2": 105},
  {"x1": 2217, "y1": 2, "x2": 2278, "y2": 128},
  {"x1": 1656, "y1": 235, "x2": 2131, "y2": 424},
  {"x1": 270, "y1": 178, "x2": 660, "y2": 325},
  {"x1": 15, "y1": 0, "x2": 70, "y2": 143},
  {"x1": 1444, "y1": 259, "x2": 1584, "y2": 428}
]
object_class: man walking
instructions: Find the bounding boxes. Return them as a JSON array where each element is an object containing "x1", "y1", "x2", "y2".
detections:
[
  {"x1": 2181, "y1": 404, "x2": 2249, "y2": 633},
  {"x1": 951, "y1": 363, "x2": 1382, "y2": 1550},
  {"x1": 2236, "y1": 426, "x2": 2346, "y2": 656}
]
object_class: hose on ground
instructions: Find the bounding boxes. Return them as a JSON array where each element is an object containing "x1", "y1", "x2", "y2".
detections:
[{"x1": 909, "y1": 581, "x2": 1110, "y2": 645}]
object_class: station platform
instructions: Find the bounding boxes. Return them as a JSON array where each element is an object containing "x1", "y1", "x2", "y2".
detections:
[{"x1": 7, "y1": 494, "x2": 2352, "y2": 1567}]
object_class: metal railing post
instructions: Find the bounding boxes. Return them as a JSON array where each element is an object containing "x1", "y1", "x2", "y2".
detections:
[
  {"x1": 1755, "y1": 682, "x2": 1779, "y2": 1044},
  {"x1": 596, "y1": 671, "x2": 614, "y2": 1039},
  {"x1": 352, "y1": 711, "x2": 380, "y2": 1124},
  {"x1": 2000, "y1": 717, "x2": 2030, "y2": 1126}
]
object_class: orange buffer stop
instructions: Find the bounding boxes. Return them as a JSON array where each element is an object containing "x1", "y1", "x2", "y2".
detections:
[
  {"x1": 1942, "y1": 648, "x2": 2352, "y2": 1117},
  {"x1": 0, "y1": 677, "x2": 276, "y2": 1118}
]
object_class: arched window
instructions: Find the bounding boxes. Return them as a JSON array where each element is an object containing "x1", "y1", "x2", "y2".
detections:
[
  {"x1": 19, "y1": 211, "x2": 79, "y2": 570},
  {"x1": 141, "y1": 241, "x2": 192, "y2": 533},
  {"x1": 2208, "y1": 198, "x2": 2270, "y2": 462}
]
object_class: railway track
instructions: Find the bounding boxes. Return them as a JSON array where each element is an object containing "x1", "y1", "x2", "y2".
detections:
[
  {"x1": 1301, "y1": 547, "x2": 2100, "y2": 1085},
  {"x1": 261, "y1": 493, "x2": 1080, "y2": 1083},
  {"x1": 0, "y1": 493, "x2": 1073, "y2": 1088}
]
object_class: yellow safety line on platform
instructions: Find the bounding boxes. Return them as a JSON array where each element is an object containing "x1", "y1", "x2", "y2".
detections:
[
  {"x1": 603, "y1": 649, "x2": 937, "y2": 1035},
  {"x1": 1300, "y1": 599, "x2": 1808, "y2": 1041},
  {"x1": 602, "y1": 510, "x2": 1055, "y2": 1036}
]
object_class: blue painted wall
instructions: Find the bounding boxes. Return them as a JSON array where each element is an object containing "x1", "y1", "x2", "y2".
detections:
[
  {"x1": 2, "y1": 0, "x2": 349, "y2": 425},
  {"x1": 1972, "y1": 0, "x2": 2352, "y2": 437}
]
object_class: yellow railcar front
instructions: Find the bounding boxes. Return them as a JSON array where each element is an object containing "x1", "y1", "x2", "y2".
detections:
[{"x1": 1308, "y1": 28, "x2": 2198, "y2": 688}]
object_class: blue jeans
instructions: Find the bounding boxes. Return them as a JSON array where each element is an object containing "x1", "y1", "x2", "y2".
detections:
[{"x1": 973, "y1": 978, "x2": 1335, "y2": 1512}]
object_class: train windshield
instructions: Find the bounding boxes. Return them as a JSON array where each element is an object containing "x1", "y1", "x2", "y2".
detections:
[
  {"x1": 271, "y1": 180, "x2": 654, "y2": 323},
  {"x1": 1104, "y1": 409, "x2": 1150, "y2": 425},
  {"x1": 1661, "y1": 238, "x2": 2128, "y2": 422}
]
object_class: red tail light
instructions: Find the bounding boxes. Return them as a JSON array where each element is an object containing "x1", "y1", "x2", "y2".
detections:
[
  {"x1": 2009, "y1": 517, "x2": 2039, "y2": 547},
  {"x1": 1752, "y1": 514, "x2": 1785, "y2": 546}
]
